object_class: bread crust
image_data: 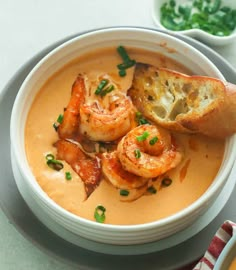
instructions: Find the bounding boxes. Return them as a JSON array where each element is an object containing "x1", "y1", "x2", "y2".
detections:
[{"x1": 128, "y1": 63, "x2": 236, "y2": 139}]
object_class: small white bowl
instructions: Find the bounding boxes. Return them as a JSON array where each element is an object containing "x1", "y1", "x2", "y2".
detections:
[
  {"x1": 215, "y1": 233, "x2": 236, "y2": 269},
  {"x1": 10, "y1": 27, "x2": 236, "y2": 249},
  {"x1": 152, "y1": 0, "x2": 236, "y2": 46}
]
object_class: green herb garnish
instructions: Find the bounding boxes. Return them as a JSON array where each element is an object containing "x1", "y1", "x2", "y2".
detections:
[
  {"x1": 160, "y1": 0, "x2": 236, "y2": 36},
  {"x1": 57, "y1": 114, "x2": 64, "y2": 124},
  {"x1": 120, "y1": 189, "x2": 130, "y2": 196},
  {"x1": 134, "y1": 149, "x2": 141, "y2": 159},
  {"x1": 149, "y1": 136, "x2": 158, "y2": 145},
  {"x1": 95, "y1": 79, "x2": 109, "y2": 95},
  {"x1": 135, "y1": 111, "x2": 150, "y2": 126},
  {"x1": 161, "y1": 177, "x2": 173, "y2": 187},
  {"x1": 136, "y1": 131, "x2": 150, "y2": 142},
  {"x1": 65, "y1": 171, "x2": 72, "y2": 180},
  {"x1": 94, "y1": 205, "x2": 106, "y2": 223},
  {"x1": 147, "y1": 186, "x2": 157, "y2": 194},
  {"x1": 45, "y1": 154, "x2": 64, "y2": 171},
  {"x1": 95, "y1": 79, "x2": 114, "y2": 96},
  {"x1": 117, "y1": 45, "x2": 136, "y2": 77},
  {"x1": 53, "y1": 114, "x2": 64, "y2": 131}
]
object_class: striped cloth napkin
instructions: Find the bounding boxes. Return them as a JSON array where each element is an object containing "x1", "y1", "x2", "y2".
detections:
[{"x1": 193, "y1": 220, "x2": 236, "y2": 269}]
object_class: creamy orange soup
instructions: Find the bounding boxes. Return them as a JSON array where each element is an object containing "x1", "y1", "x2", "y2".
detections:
[
  {"x1": 25, "y1": 47, "x2": 225, "y2": 225},
  {"x1": 229, "y1": 257, "x2": 236, "y2": 270}
]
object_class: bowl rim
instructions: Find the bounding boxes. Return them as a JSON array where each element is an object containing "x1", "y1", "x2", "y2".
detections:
[{"x1": 10, "y1": 26, "x2": 236, "y2": 232}]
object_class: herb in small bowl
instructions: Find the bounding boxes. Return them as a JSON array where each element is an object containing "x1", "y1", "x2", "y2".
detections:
[{"x1": 152, "y1": 0, "x2": 236, "y2": 46}]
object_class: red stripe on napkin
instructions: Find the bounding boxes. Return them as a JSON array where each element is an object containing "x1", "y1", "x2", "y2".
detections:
[
  {"x1": 208, "y1": 236, "x2": 226, "y2": 258},
  {"x1": 193, "y1": 220, "x2": 236, "y2": 270}
]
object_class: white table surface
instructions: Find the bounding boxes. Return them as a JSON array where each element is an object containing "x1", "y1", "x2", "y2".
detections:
[{"x1": 1, "y1": 1, "x2": 236, "y2": 269}]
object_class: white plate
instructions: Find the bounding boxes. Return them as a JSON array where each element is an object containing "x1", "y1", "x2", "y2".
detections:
[{"x1": 1, "y1": 27, "x2": 236, "y2": 269}]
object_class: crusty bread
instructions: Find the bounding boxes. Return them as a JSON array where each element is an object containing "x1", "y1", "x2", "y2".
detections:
[{"x1": 128, "y1": 63, "x2": 236, "y2": 139}]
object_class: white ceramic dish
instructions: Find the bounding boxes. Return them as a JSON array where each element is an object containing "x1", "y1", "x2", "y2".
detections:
[
  {"x1": 152, "y1": 0, "x2": 236, "y2": 46},
  {"x1": 11, "y1": 149, "x2": 236, "y2": 255},
  {"x1": 215, "y1": 234, "x2": 236, "y2": 269},
  {"x1": 10, "y1": 27, "x2": 236, "y2": 247}
]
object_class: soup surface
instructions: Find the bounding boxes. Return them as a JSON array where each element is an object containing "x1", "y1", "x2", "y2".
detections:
[
  {"x1": 229, "y1": 257, "x2": 236, "y2": 270},
  {"x1": 25, "y1": 47, "x2": 225, "y2": 225}
]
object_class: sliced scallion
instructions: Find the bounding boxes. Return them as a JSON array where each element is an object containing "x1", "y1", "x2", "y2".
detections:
[
  {"x1": 135, "y1": 112, "x2": 150, "y2": 126},
  {"x1": 120, "y1": 189, "x2": 130, "y2": 196},
  {"x1": 149, "y1": 136, "x2": 158, "y2": 145},
  {"x1": 45, "y1": 154, "x2": 64, "y2": 171},
  {"x1": 117, "y1": 45, "x2": 136, "y2": 77},
  {"x1": 160, "y1": 0, "x2": 236, "y2": 36},
  {"x1": 57, "y1": 114, "x2": 64, "y2": 124},
  {"x1": 94, "y1": 205, "x2": 106, "y2": 223},
  {"x1": 65, "y1": 171, "x2": 72, "y2": 180},
  {"x1": 161, "y1": 177, "x2": 172, "y2": 187},
  {"x1": 136, "y1": 131, "x2": 150, "y2": 142},
  {"x1": 95, "y1": 79, "x2": 109, "y2": 95},
  {"x1": 134, "y1": 149, "x2": 141, "y2": 159},
  {"x1": 147, "y1": 186, "x2": 157, "y2": 194}
]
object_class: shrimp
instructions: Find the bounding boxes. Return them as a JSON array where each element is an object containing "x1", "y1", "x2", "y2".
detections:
[
  {"x1": 102, "y1": 151, "x2": 150, "y2": 201},
  {"x1": 79, "y1": 96, "x2": 134, "y2": 141},
  {"x1": 102, "y1": 151, "x2": 149, "y2": 189},
  {"x1": 54, "y1": 139, "x2": 101, "y2": 198},
  {"x1": 58, "y1": 75, "x2": 85, "y2": 139},
  {"x1": 58, "y1": 73, "x2": 134, "y2": 142},
  {"x1": 117, "y1": 125, "x2": 183, "y2": 178}
]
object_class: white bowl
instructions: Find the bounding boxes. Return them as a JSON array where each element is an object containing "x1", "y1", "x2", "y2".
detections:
[
  {"x1": 10, "y1": 27, "x2": 236, "y2": 248},
  {"x1": 152, "y1": 0, "x2": 236, "y2": 46},
  {"x1": 215, "y1": 233, "x2": 236, "y2": 269}
]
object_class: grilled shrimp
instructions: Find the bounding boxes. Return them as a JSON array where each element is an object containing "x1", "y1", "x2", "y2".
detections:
[
  {"x1": 102, "y1": 151, "x2": 150, "y2": 201},
  {"x1": 117, "y1": 125, "x2": 183, "y2": 178},
  {"x1": 58, "y1": 74, "x2": 134, "y2": 142},
  {"x1": 79, "y1": 96, "x2": 134, "y2": 141},
  {"x1": 102, "y1": 151, "x2": 149, "y2": 189},
  {"x1": 55, "y1": 139, "x2": 101, "y2": 198},
  {"x1": 58, "y1": 75, "x2": 85, "y2": 139}
]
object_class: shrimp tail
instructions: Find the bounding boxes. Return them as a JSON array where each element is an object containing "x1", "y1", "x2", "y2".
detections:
[
  {"x1": 58, "y1": 74, "x2": 86, "y2": 140},
  {"x1": 54, "y1": 139, "x2": 101, "y2": 198}
]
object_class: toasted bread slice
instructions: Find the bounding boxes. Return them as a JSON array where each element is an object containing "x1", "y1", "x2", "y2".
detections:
[{"x1": 128, "y1": 63, "x2": 236, "y2": 139}]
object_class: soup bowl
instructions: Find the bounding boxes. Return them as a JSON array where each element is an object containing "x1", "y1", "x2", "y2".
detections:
[{"x1": 10, "y1": 27, "x2": 236, "y2": 251}]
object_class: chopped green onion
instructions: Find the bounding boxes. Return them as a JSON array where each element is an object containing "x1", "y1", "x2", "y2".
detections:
[
  {"x1": 95, "y1": 79, "x2": 109, "y2": 95},
  {"x1": 117, "y1": 60, "x2": 136, "y2": 70},
  {"x1": 149, "y1": 136, "x2": 158, "y2": 145},
  {"x1": 100, "y1": 85, "x2": 115, "y2": 97},
  {"x1": 136, "y1": 131, "x2": 150, "y2": 142},
  {"x1": 135, "y1": 112, "x2": 150, "y2": 126},
  {"x1": 65, "y1": 171, "x2": 72, "y2": 180},
  {"x1": 160, "y1": 0, "x2": 236, "y2": 36},
  {"x1": 46, "y1": 154, "x2": 55, "y2": 161},
  {"x1": 53, "y1": 114, "x2": 64, "y2": 131},
  {"x1": 95, "y1": 79, "x2": 114, "y2": 97},
  {"x1": 161, "y1": 177, "x2": 172, "y2": 187},
  {"x1": 53, "y1": 123, "x2": 58, "y2": 132},
  {"x1": 147, "y1": 186, "x2": 157, "y2": 194},
  {"x1": 117, "y1": 45, "x2": 131, "y2": 63},
  {"x1": 117, "y1": 45, "x2": 136, "y2": 77},
  {"x1": 119, "y1": 69, "x2": 126, "y2": 77},
  {"x1": 94, "y1": 205, "x2": 106, "y2": 223},
  {"x1": 120, "y1": 189, "x2": 130, "y2": 196},
  {"x1": 134, "y1": 149, "x2": 141, "y2": 159},
  {"x1": 57, "y1": 114, "x2": 64, "y2": 124},
  {"x1": 45, "y1": 154, "x2": 64, "y2": 171}
]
